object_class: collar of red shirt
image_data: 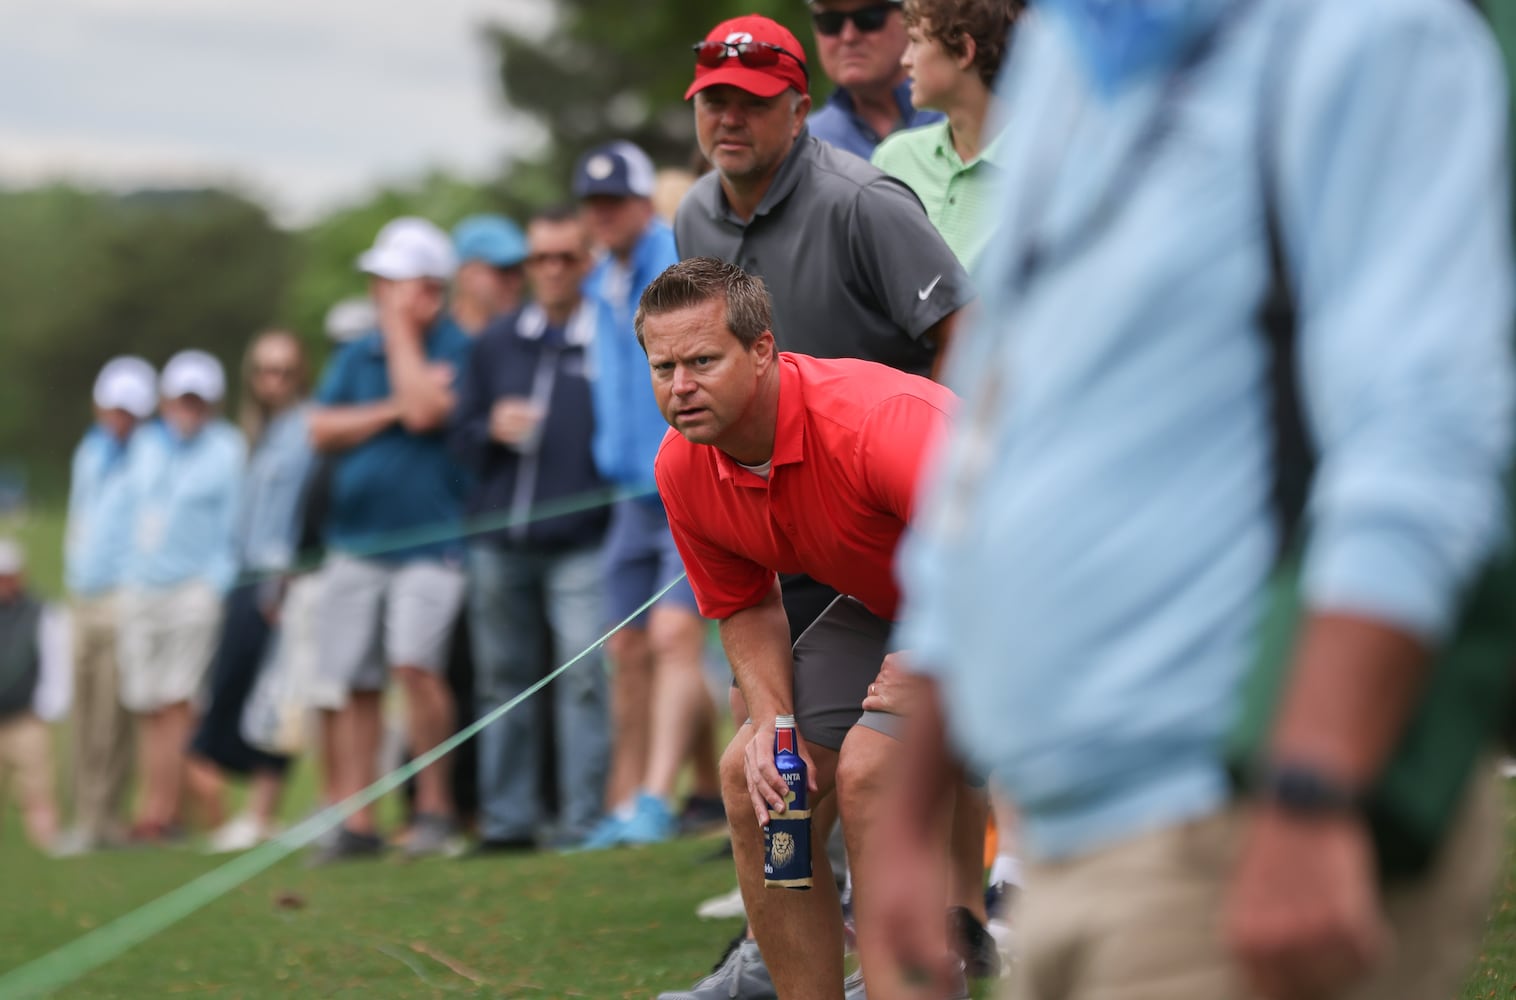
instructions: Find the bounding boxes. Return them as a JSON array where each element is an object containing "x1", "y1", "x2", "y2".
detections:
[{"x1": 712, "y1": 354, "x2": 806, "y2": 487}]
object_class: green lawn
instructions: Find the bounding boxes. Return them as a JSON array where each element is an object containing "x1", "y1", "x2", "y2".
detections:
[
  {"x1": 4, "y1": 508, "x2": 1516, "y2": 997},
  {"x1": 1, "y1": 780, "x2": 1515, "y2": 998}
]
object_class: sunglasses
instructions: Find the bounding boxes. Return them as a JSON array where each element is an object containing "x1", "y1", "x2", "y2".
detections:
[
  {"x1": 691, "y1": 39, "x2": 810, "y2": 83},
  {"x1": 253, "y1": 364, "x2": 297, "y2": 378},
  {"x1": 526, "y1": 251, "x2": 586, "y2": 268},
  {"x1": 811, "y1": 3, "x2": 896, "y2": 36}
]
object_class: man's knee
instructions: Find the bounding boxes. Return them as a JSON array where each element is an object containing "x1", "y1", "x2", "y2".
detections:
[
  {"x1": 719, "y1": 730, "x2": 750, "y2": 803},
  {"x1": 606, "y1": 627, "x2": 647, "y2": 668},
  {"x1": 835, "y1": 727, "x2": 896, "y2": 819},
  {"x1": 648, "y1": 607, "x2": 704, "y2": 662}
]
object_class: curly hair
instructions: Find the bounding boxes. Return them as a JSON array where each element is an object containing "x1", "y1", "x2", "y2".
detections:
[{"x1": 902, "y1": 0, "x2": 1023, "y2": 90}]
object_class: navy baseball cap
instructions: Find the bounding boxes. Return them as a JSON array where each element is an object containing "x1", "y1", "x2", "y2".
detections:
[
  {"x1": 573, "y1": 142, "x2": 656, "y2": 199},
  {"x1": 453, "y1": 215, "x2": 528, "y2": 269}
]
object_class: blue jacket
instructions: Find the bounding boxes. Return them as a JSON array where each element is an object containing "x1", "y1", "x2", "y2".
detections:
[
  {"x1": 584, "y1": 220, "x2": 680, "y2": 492},
  {"x1": 450, "y1": 302, "x2": 611, "y2": 551}
]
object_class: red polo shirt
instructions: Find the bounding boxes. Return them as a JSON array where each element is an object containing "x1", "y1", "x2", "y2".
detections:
[{"x1": 656, "y1": 352, "x2": 955, "y2": 621}]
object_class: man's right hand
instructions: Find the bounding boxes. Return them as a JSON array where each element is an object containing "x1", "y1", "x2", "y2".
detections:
[
  {"x1": 489, "y1": 397, "x2": 543, "y2": 447},
  {"x1": 741, "y1": 716, "x2": 818, "y2": 829}
]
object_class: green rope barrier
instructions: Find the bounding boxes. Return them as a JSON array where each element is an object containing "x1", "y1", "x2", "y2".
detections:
[{"x1": 0, "y1": 573, "x2": 688, "y2": 999}]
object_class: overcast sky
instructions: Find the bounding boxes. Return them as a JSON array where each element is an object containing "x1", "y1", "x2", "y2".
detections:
[{"x1": 0, "y1": 0, "x2": 551, "y2": 225}]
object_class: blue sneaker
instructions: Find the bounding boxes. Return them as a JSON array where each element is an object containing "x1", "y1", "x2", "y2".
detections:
[
  {"x1": 622, "y1": 793, "x2": 676, "y2": 845},
  {"x1": 571, "y1": 813, "x2": 628, "y2": 852}
]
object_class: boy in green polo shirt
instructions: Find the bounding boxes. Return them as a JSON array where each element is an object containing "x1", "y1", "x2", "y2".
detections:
[{"x1": 871, "y1": 0, "x2": 1023, "y2": 270}]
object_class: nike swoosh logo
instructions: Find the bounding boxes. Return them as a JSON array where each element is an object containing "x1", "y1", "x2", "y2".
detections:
[{"x1": 917, "y1": 274, "x2": 942, "y2": 301}]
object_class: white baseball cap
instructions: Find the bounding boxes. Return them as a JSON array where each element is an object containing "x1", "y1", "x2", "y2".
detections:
[
  {"x1": 93, "y1": 355, "x2": 158, "y2": 419},
  {"x1": 0, "y1": 538, "x2": 23, "y2": 576},
  {"x1": 160, "y1": 349, "x2": 226, "y2": 403},
  {"x1": 357, "y1": 217, "x2": 457, "y2": 281}
]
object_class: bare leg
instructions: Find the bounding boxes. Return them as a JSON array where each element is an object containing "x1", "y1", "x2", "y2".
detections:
[
  {"x1": 317, "y1": 707, "x2": 339, "y2": 810},
  {"x1": 838, "y1": 725, "x2": 948, "y2": 1000},
  {"x1": 21, "y1": 786, "x2": 59, "y2": 850},
  {"x1": 248, "y1": 770, "x2": 285, "y2": 829},
  {"x1": 156, "y1": 702, "x2": 194, "y2": 829},
  {"x1": 949, "y1": 780, "x2": 989, "y2": 920},
  {"x1": 722, "y1": 724, "x2": 845, "y2": 1000},
  {"x1": 333, "y1": 692, "x2": 383, "y2": 834},
  {"x1": 185, "y1": 755, "x2": 227, "y2": 830},
  {"x1": 643, "y1": 607, "x2": 715, "y2": 800},
  {"x1": 395, "y1": 666, "x2": 455, "y2": 818},
  {"x1": 605, "y1": 627, "x2": 653, "y2": 810}
]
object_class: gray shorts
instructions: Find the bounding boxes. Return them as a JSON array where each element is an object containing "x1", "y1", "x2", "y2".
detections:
[
  {"x1": 791, "y1": 596, "x2": 901, "y2": 751},
  {"x1": 317, "y1": 554, "x2": 467, "y2": 694}
]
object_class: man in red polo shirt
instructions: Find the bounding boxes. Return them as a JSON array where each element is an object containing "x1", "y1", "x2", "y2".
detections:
[{"x1": 641, "y1": 256, "x2": 957, "y2": 1000}]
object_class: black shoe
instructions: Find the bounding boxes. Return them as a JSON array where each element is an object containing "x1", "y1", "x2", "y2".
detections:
[
  {"x1": 678, "y1": 794, "x2": 727, "y2": 835},
  {"x1": 468, "y1": 837, "x2": 536, "y2": 857},
  {"x1": 699, "y1": 837, "x2": 734, "y2": 863},
  {"x1": 306, "y1": 826, "x2": 385, "y2": 867},
  {"x1": 948, "y1": 906, "x2": 1002, "y2": 979}
]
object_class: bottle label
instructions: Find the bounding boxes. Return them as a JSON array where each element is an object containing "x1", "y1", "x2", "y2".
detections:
[{"x1": 764, "y1": 816, "x2": 813, "y2": 889}]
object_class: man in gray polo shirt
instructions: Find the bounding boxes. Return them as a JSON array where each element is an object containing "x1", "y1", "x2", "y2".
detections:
[{"x1": 675, "y1": 14, "x2": 972, "y2": 380}]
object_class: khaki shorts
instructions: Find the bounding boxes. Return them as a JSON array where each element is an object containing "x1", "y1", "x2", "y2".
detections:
[
  {"x1": 1009, "y1": 765, "x2": 1503, "y2": 1000},
  {"x1": 118, "y1": 581, "x2": 224, "y2": 713},
  {"x1": 0, "y1": 712, "x2": 55, "y2": 807},
  {"x1": 317, "y1": 554, "x2": 467, "y2": 694}
]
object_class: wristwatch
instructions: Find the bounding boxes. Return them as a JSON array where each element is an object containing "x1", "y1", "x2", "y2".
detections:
[{"x1": 1250, "y1": 762, "x2": 1366, "y2": 818}]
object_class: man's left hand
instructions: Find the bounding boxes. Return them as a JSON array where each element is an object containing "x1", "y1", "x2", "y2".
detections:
[
  {"x1": 1224, "y1": 808, "x2": 1387, "y2": 999},
  {"x1": 862, "y1": 652, "x2": 925, "y2": 716}
]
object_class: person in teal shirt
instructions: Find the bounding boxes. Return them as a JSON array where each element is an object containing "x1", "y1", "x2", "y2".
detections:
[{"x1": 870, "y1": 0, "x2": 1022, "y2": 270}]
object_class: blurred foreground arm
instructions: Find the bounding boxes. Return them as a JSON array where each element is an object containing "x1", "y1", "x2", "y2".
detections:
[
  {"x1": 868, "y1": 671, "x2": 964, "y2": 995},
  {"x1": 1225, "y1": 4, "x2": 1514, "y2": 998}
]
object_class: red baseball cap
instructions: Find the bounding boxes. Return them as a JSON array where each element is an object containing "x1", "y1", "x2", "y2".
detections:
[{"x1": 685, "y1": 15, "x2": 809, "y2": 100}]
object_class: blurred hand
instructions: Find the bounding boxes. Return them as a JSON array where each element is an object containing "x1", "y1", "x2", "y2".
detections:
[
  {"x1": 741, "y1": 717, "x2": 818, "y2": 829},
  {"x1": 861, "y1": 652, "x2": 925, "y2": 716},
  {"x1": 489, "y1": 397, "x2": 543, "y2": 447},
  {"x1": 1224, "y1": 808, "x2": 1386, "y2": 999}
]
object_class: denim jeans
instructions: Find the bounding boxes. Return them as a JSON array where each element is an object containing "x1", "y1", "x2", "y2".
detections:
[{"x1": 468, "y1": 542, "x2": 609, "y2": 842}]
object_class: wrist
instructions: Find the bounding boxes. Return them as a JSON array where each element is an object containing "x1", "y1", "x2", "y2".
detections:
[{"x1": 1249, "y1": 761, "x2": 1368, "y2": 821}]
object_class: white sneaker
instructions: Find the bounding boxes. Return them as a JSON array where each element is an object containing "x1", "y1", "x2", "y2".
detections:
[
  {"x1": 207, "y1": 815, "x2": 269, "y2": 854},
  {"x1": 695, "y1": 885, "x2": 747, "y2": 920}
]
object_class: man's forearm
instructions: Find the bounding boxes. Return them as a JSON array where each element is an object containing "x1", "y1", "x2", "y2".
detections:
[
  {"x1": 719, "y1": 581, "x2": 796, "y2": 724},
  {"x1": 386, "y1": 331, "x2": 452, "y2": 432},
  {"x1": 1266, "y1": 611, "x2": 1430, "y2": 789},
  {"x1": 309, "y1": 401, "x2": 400, "y2": 453},
  {"x1": 897, "y1": 675, "x2": 960, "y2": 842}
]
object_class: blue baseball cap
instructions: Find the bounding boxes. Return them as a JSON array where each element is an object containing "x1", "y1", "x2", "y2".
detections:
[
  {"x1": 452, "y1": 215, "x2": 528, "y2": 269},
  {"x1": 573, "y1": 142, "x2": 656, "y2": 199}
]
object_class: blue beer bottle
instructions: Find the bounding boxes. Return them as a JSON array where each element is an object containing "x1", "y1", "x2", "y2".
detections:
[{"x1": 763, "y1": 714, "x2": 812, "y2": 890}]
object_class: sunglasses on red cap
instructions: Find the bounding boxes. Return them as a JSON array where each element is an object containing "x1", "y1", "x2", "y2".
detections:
[
  {"x1": 691, "y1": 39, "x2": 810, "y2": 83},
  {"x1": 811, "y1": 2, "x2": 897, "y2": 36}
]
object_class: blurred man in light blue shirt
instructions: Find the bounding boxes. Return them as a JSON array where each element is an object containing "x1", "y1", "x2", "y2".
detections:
[
  {"x1": 120, "y1": 349, "x2": 245, "y2": 842},
  {"x1": 874, "y1": 1, "x2": 1516, "y2": 998},
  {"x1": 57, "y1": 355, "x2": 157, "y2": 854}
]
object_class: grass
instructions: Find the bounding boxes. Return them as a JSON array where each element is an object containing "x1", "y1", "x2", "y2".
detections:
[
  {"x1": 4, "y1": 507, "x2": 1516, "y2": 997},
  {"x1": 0, "y1": 779, "x2": 1514, "y2": 998}
]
